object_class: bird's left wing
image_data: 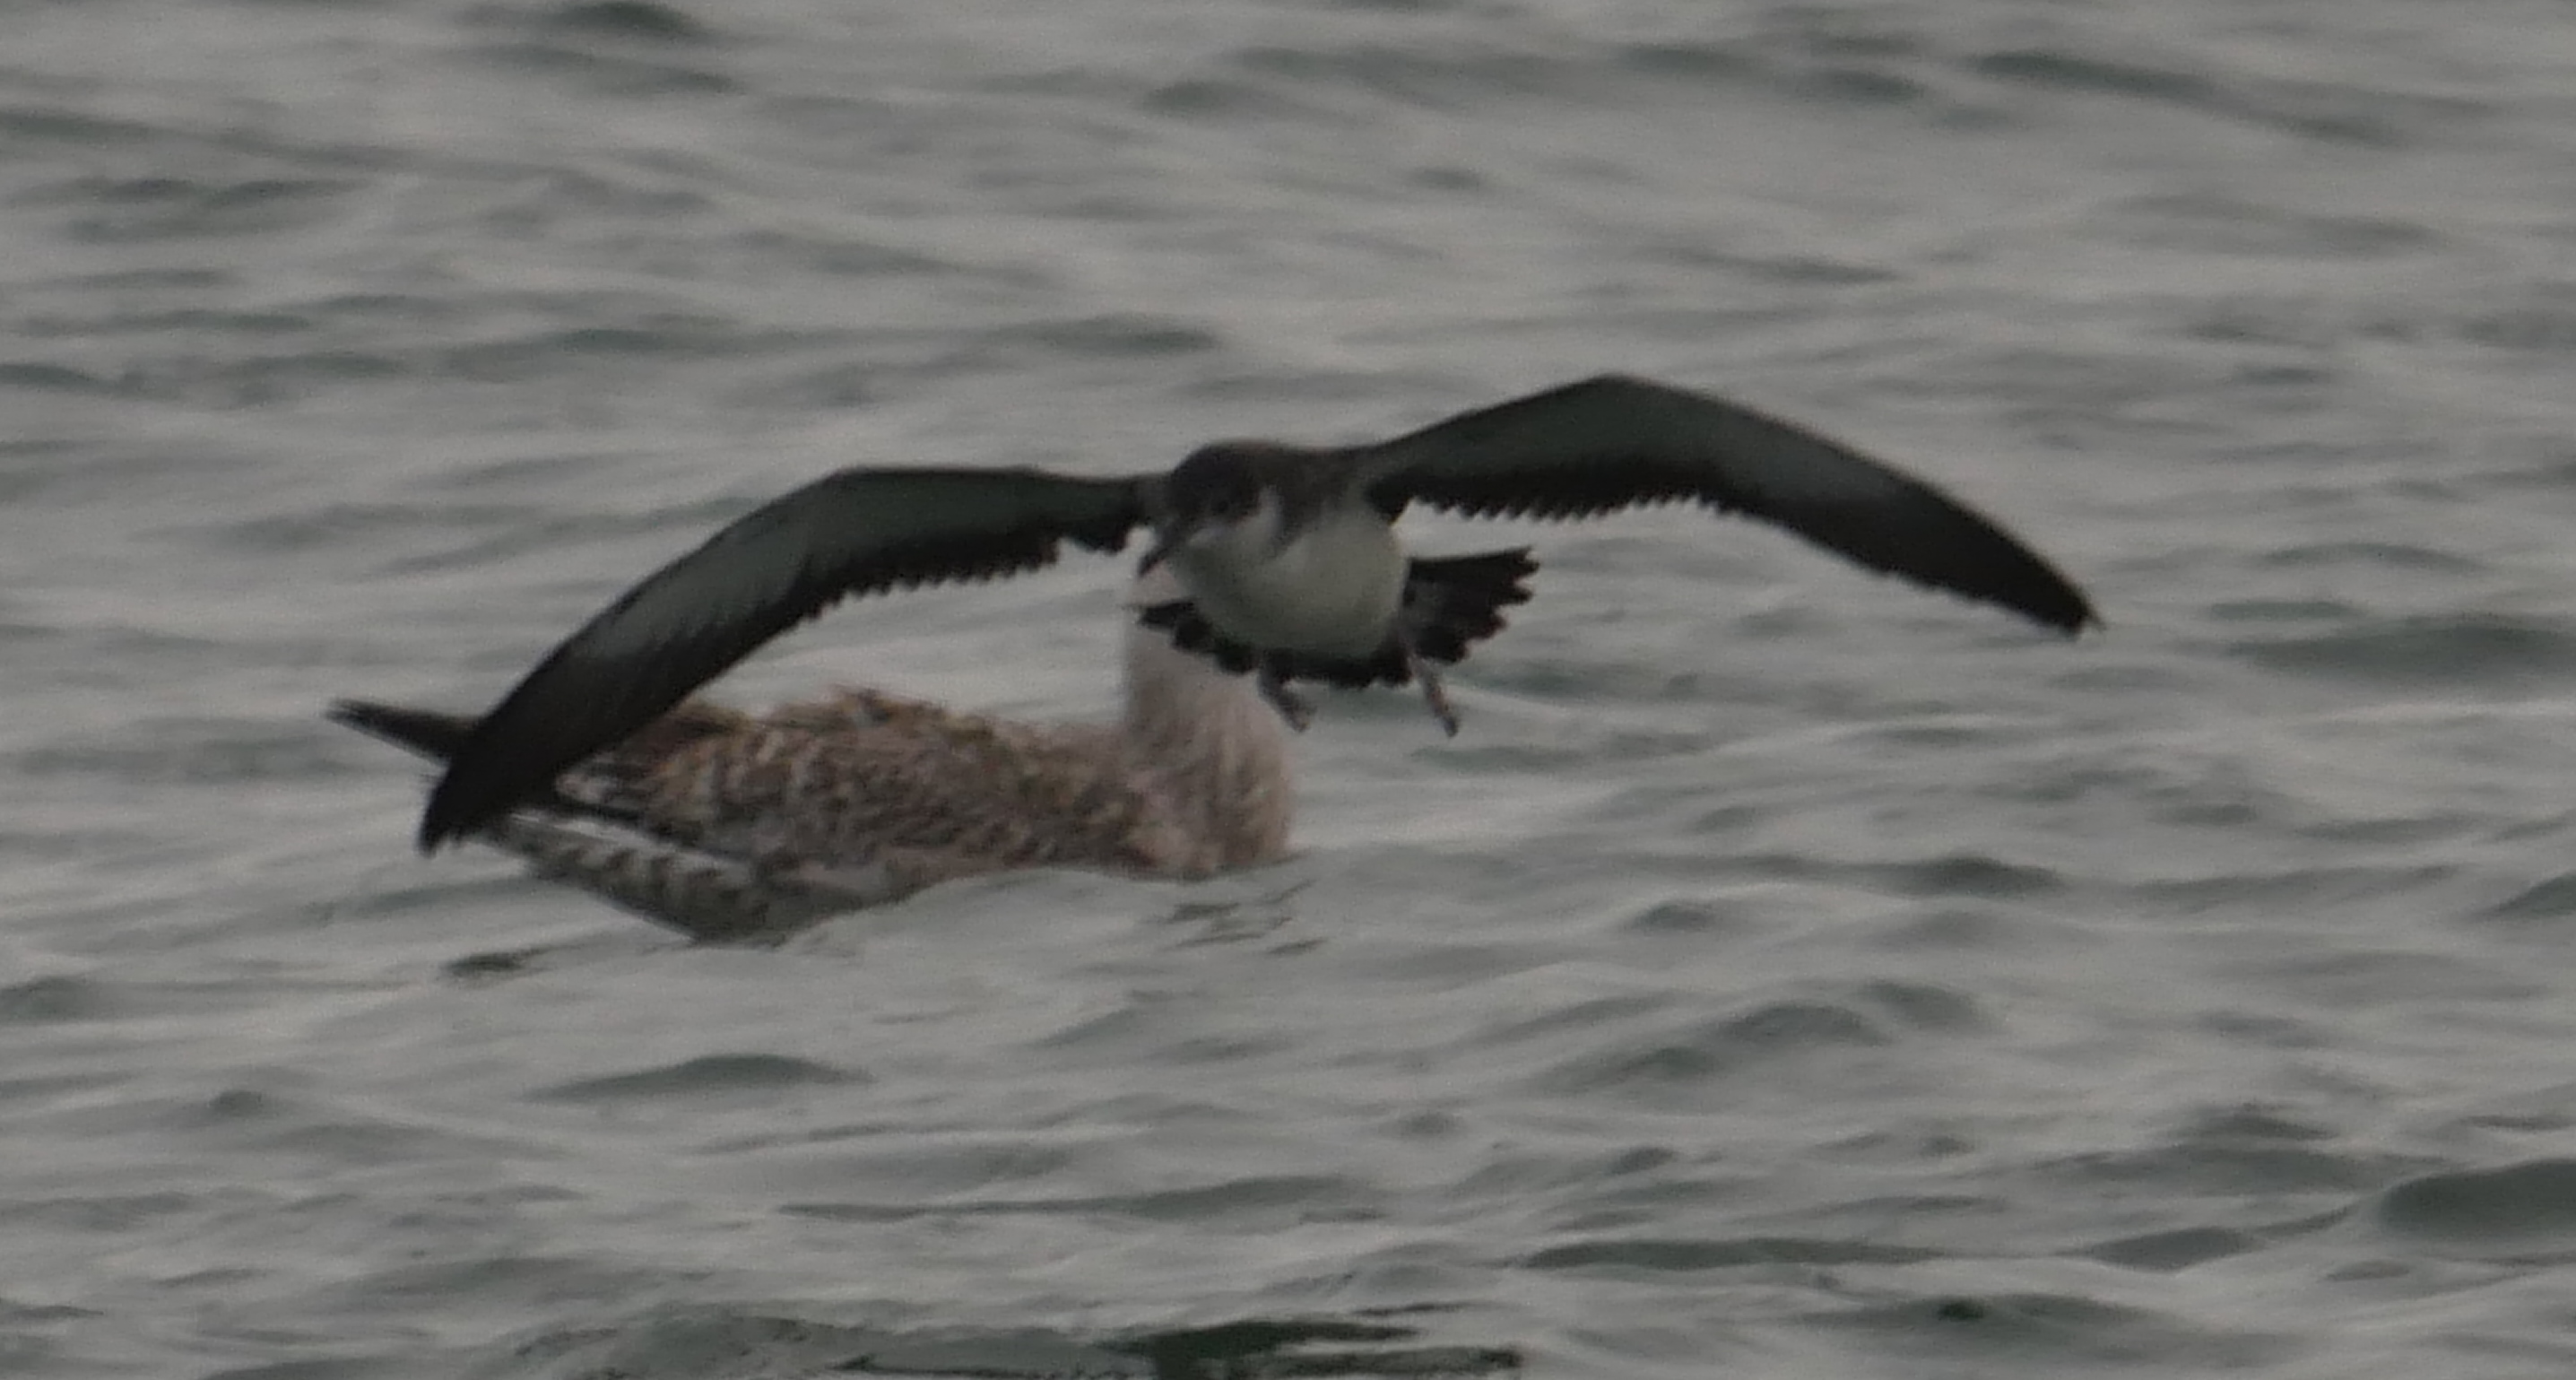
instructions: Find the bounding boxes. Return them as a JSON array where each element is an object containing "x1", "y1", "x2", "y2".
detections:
[
  {"x1": 417, "y1": 466, "x2": 1149, "y2": 850},
  {"x1": 1351, "y1": 374, "x2": 2096, "y2": 634}
]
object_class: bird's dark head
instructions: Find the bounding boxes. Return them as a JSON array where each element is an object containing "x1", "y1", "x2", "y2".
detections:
[
  {"x1": 1145, "y1": 442, "x2": 1299, "y2": 568},
  {"x1": 1163, "y1": 441, "x2": 1279, "y2": 528}
]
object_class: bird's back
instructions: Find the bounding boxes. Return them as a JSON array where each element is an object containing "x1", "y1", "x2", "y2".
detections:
[{"x1": 335, "y1": 687, "x2": 1215, "y2": 941}]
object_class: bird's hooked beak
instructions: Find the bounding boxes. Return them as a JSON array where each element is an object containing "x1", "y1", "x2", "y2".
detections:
[{"x1": 1138, "y1": 503, "x2": 1256, "y2": 571}]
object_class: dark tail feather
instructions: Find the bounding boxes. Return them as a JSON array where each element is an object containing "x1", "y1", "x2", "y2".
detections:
[
  {"x1": 1398, "y1": 547, "x2": 1539, "y2": 665},
  {"x1": 1137, "y1": 547, "x2": 1538, "y2": 690},
  {"x1": 332, "y1": 698, "x2": 626, "y2": 835},
  {"x1": 328, "y1": 699, "x2": 477, "y2": 763}
]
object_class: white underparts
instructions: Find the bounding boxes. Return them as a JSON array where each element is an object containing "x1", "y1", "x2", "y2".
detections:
[{"x1": 1163, "y1": 498, "x2": 1405, "y2": 658}]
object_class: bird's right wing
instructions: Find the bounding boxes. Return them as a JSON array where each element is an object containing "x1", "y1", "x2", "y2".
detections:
[
  {"x1": 417, "y1": 466, "x2": 1148, "y2": 850},
  {"x1": 1352, "y1": 375, "x2": 2097, "y2": 635}
]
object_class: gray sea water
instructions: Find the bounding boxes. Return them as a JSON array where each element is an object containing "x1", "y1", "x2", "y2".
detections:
[{"x1": 9, "y1": 1, "x2": 2576, "y2": 1376}]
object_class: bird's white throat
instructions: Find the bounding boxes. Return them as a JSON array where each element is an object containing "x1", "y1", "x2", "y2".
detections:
[{"x1": 1162, "y1": 498, "x2": 1406, "y2": 657}]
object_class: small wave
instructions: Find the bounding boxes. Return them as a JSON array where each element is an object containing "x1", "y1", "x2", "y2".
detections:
[
  {"x1": 2230, "y1": 612, "x2": 2576, "y2": 687},
  {"x1": 2375, "y1": 1159, "x2": 2576, "y2": 1254},
  {"x1": 533, "y1": 1053, "x2": 868, "y2": 1102}
]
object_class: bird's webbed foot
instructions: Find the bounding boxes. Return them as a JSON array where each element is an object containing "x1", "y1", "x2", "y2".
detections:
[
  {"x1": 1401, "y1": 637, "x2": 1461, "y2": 737},
  {"x1": 1255, "y1": 662, "x2": 1315, "y2": 732}
]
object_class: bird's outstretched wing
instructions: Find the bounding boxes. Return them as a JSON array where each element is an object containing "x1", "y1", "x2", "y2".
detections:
[
  {"x1": 417, "y1": 467, "x2": 1149, "y2": 850},
  {"x1": 1351, "y1": 375, "x2": 2096, "y2": 634}
]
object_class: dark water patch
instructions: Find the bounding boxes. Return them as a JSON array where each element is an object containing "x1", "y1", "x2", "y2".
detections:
[
  {"x1": 152, "y1": 1087, "x2": 536, "y2": 1166},
  {"x1": 533, "y1": 1053, "x2": 865, "y2": 1103},
  {"x1": 471, "y1": 41, "x2": 737, "y2": 97},
  {"x1": 2132, "y1": 862, "x2": 2463, "y2": 916},
  {"x1": 0, "y1": 975, "x2": 117, "y2": 1024},
  {"x1": 19, "y1": 175, "x2": 364, "y2": 245},
  {"x1": 2095, "y1": 191, "x2": 2442, "y2": 258},
  {"x1": 1816, "y1": 1289, "x2": 2298, "y2": 1371},
  {"x1": 1724, "y1": 850, "x2": 2066, "y2": 902},
  {"x1": 527, "y1": 0, "x2": 715, "y2": 45},
  {"x1": 1974, "y1": 48, "x2": 2209, "y2": 103},
  {"x1": 1863, "y1": 906, "x2": 2093, "y2": 953},
  {"x1": 2034, "y1": 1141, "x2": 2386, "y2": 1198},
  {"x1": 0, "y1": 1071, "x2": 131, "y2": 1107},
  {"x1": 1478, "y1": 992, "x2": 1671, "y2": 1048},
  {"x1": 0, "y1": 104, "x2": 170, "y2": 151},
  {"x1": 22, "y1": 721, "x2": 351, "y2": 786},
  {"x1": 466, "y1": 164, "x2": 721, "y2": 226},
  {"x1": 0, "y1": 361, "x2": 139, "y2": 399},
  {"x1": 1837, "y1": 715, "x2": 2026, "y2": 751},
  {"x1": 143, "y1": 350, "x2": 414, "y2": 407},
  {"x1": 2077, "y1": 1224, "x2": 2268, "y2": 1271},
  {"x1": 2375, "y1": 1159, "x2": 2576, "y2": 1253},
  {"x1": 1151, "y1": 889, "x2": 1306, "y2": 950},
  {"x1": 2205, "y1": 596, "x2": 2371, "y2": 624},
  {"x1": 426, "y1": 319, "x2": 835, "y2": 383},
  {"x1": 14, "y1": 305, "x2": 316, "y2": 340},
  {"x1": 1614, "y1": 36, "x2": 1960, "y2": 117},
  {"x1": 1973, "y1": 45, "x2": 2481, "y2": 146},
  {"x1": 460, "y1": 1306, "x2": 1514, "y2": 1380},
  {"x1": 1520, "y1": 1234, "x2": 1937, "y2": 1273},
  {"x1": 2476, "y1": 871, "x2": 2576, "y2": 925},
  {"x1": 1610, "y1": 40, "x2": 1759, "y2": 86},
  {"x1": 2172, "y1": 1104, "x2": 2337, "y2": 1145},
  {"x1": 1112, "y1": 1315, "x2": 1519, "y2": 1380},
  {"x1": 1617, "y1": 895, "x2": 1764, "y2": 938},
  {"x1": 1635, "y1": 239, "x2": 1902, "y2": 286},
  {"x1": 1100, "y1": 1174, "x2": 1373, "y2": 1225},
  {"x1": 785, "y1": 1172, "x2": 1367, "y2": 1227},
  {"x1": 199, "y1": 1359, "x2": 391, "y2": 1380},
  {"x1": 2456, "y1": 297, "x2": 2576, "y2": 355},
  {"x1": 1532, "y1": 999, "x2": 1892, "y2": 1102},
  {"x1": 1450, "y1": 1142, "x2": 1681, "y2": 1202},
  {"x1": 1144, "y1": 74, "x2": 1346, "y2": 124},
  {"x1": 743, "y1": 1129, "x2": 1086, "y2": 1194},
  {"x1": 182, "y1": 500, "x2": 473, "y2": 556},
  {"x1": 1854, "y1": 979, "x2": 1988, "y2": 1034},
  {"x1": 36, "y1": 265, "x2": 234, "y2": 293},
  {"x1": 2235, "y1": 946, "x2": 2541, "y2": 1006},
  {"x1": 316, "y1": 1253, "x2": 678, "y2": 1323},
  {"x1": 474, "y1": 1311, "x2": 1131, "y2": 1380},
  {"x1": 3, "y1": 349, "x2": 414, "y2": 408},
  {"x1": 726, "y1": 226, "x2": 970, "y2": 280},
  {"x1": 1230, "y1": 42, "x2": 1586, "y2": 111},
  {"x1": 945, "y1": 313, "x2": 1224, "y2": 370},
  {"x1": 466, "y1": 4, "x2": 733, "y2": 94},
  {"x1": 2042, "y1": 659, "x2": 2208, "y2": 696},
  {"x1": 2230, "y1": 612, "x2": 2576, "y2": 687}
]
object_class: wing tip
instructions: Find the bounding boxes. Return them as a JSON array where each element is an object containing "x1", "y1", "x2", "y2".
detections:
[
  {"x1": 2013, "y1": 587, "x2": 2099, "y2": 639},
  {"x1": 2040, "y1": 573, "x2": 2103, "y2": 638},
  {"x1": 416, "y1": 802, "x2": 470, "y2": 855}
]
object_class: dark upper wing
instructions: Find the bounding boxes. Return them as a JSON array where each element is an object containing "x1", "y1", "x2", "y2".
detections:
[
  {"x1": 1351, "y1": 375, "x2": 2097, "y2": 633},
  {"x1": 417, "y1": 466, "x2": 1149, "y2": 850}
]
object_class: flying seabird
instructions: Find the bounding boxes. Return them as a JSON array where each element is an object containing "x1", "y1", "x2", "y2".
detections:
[{"x1": 335, "y1": 373, "x2": 2094, "y2": 927}]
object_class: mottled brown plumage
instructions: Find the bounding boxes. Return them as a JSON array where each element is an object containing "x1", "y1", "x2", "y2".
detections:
[{"x1": 333, "y1": 574, "x2": 1294, "y2": 942}]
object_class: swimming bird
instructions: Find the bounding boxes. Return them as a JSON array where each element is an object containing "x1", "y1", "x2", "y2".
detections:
[
  {"x1": 337, "y1": 373, "x2": 2095, "y2": 924},
  {"x1": 328, "y1": 556, "x2": 1416, "y2": 940}
]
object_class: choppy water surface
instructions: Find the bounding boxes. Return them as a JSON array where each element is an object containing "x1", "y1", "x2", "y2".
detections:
[{"x1": 9, "y1": 1, "x2": 2576, "y2": 1376}]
